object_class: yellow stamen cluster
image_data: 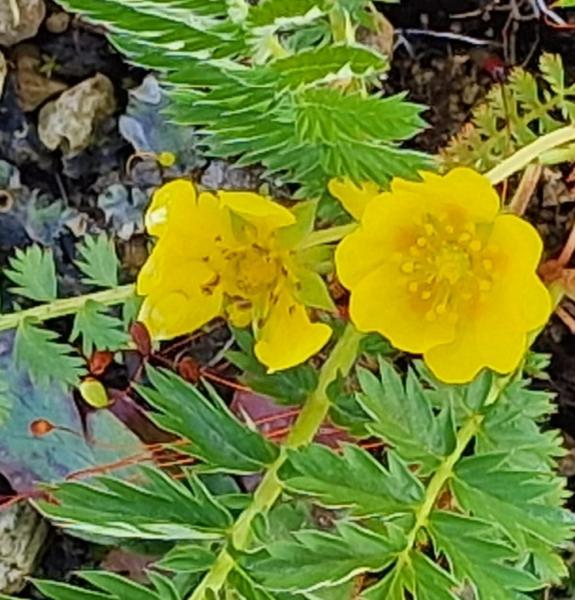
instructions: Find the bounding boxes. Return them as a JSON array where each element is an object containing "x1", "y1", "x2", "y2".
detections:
[{"x1": 397, "y1": 213, "x2": 498, "y2": 324}]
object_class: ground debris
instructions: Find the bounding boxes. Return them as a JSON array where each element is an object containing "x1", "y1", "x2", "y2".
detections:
[
  {"x1": 12, "y1": 44, "x2": 69, "y2": 112},
  {"x1": 0, "y1": 52, "x2": 6, "y2": 99},
  {"x1": 0, "y1": 0, "x2": 45, "y2": 46},
  {"x1": 38, "y1": 73, "x2": 116, "y2": 156},
  {"x1": 0, "y1": 502, "x2": 48, "y2": 594}
]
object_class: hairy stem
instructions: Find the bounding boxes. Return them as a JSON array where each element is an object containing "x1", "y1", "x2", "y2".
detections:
[
  {"x1": 189, "y1": 324, "x2": 362, "y2": 600},
  {"x1": 0, "y1": 284, "x2": 135, "y2": 331},
  {"x1": 486, "y1": 125, "x2": 575, "y2": 185},
  {"x1": 396, "y1": 379, "x2": 506, "y2": 571}
]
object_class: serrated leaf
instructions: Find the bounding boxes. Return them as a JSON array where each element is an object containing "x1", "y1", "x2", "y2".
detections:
[
  {"x1": 138, "y1": 367, "x2": 279, "y2": 473},
  {"x1": 270, "y1": 45, "x2": 387, "y2": 87},
  {"x1": 478, "y1": 382, "x2": 565, "y2": 470},
  {"x1": 428, "y1": 511, "x2": 542, "y2": 598},
  {"x1": 362, "y1": 551, "x2": 458, "y2": 600},
  {"x1": 71, "y1": 299, "x2": 130, "y2": 355},
  {"x1": 227, "y1": 328, "x2": 318, "y2": 404},
  {"x1": 39, "y1": 466, "x2": 232, "y2": 541},
  {"x1": 157, "y1": 544, "x2": 217, "y2": 573},
  {"x1": 15, "y1": 318, "x2": 85, "y2": 388},
  {"x1": 56, "y1": 0, "x2": 240, "y2": 65},
  {"x1": 33, "y1": 569, "x2": 184, "y2": 600},
  {"x1": 227, "y1": 569, "x2": 277, "y2": 600},
  {"x1": 247, "y1": 0, "x2": 328, "y2": 29},
  {"x1": 356, "y1": 363, "x2": 456, "y2": 474},
  {"x1": 452, "y1": 452, "x2": 573, "y2": 549},
  {"x1": 75, "y1": 235, "x2": 120, "y2": 288},
  {"x1": 280, "y1": 444, "x2": 423, "y2": 517},
  {"x1": 246, "y1": 522, "x2": 404, "y2": 592},
  {"x1": 4, "y1": 245, "x2": 57, "y2": 302}
]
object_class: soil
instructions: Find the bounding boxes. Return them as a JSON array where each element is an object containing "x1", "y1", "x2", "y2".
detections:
[{"x1": 2, "y1": 0, "x2": 575, "y2": 597}]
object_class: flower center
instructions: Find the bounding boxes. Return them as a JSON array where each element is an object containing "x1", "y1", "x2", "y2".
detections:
[
  {"x1": 435, "y1": 245, "x2": 471, "y2": 285},
  {"x1": 399, "y1": 214, "x2": 495, "y2": 321},
  {"x1": 224, "y1": 244, "x2": 281, "y2": 298}
]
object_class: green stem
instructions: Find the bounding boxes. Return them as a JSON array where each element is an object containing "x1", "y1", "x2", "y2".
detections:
[
  {"x1": 486, "y1": 125, "x2": 575, "y2": 185},
  {"x1": 396, "y1": 378, "x2": 507, "y2": 569},
  {"x1": 0, "y1": 284, "x2": 135, "y2": 331},
  {"x1": 301, "y1": 224, "x2": 357, "y2": 249},
  {"x1": 189, "y1": 324, "x2": 362, "y2": 600}
]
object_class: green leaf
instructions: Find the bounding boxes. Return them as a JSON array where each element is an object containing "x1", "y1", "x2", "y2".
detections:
[
  {"x1": 75, "y1": 235, "x2": 120, "y2": 288},
  {"x1": 0, "y1": 378, "x2": 13, "y2": 426},
  {"x1": 363, "y1": 551, "x2": 458, "y2": 600},
  {"x1": 269, "y1": 45, "x2": 387, "y2": 88},
  {"x1": 138, "y1": 367, "x2": 280, "y2": 472},
  {"x1": 428, "y1": 511, "x2": 542, "y2": 598},
  {"x1": 227, "y1": 328, "x2": 319, "y2": 405},
  {"x1": 356, "y1": 362, "x2": 456, "y2": 474},
  {"x1": 452, "y1": 451, "x2": 573, "y2": 551},
  {"x1": 227, "y1": 569, "x2": 277, "y2": 600},
  {"x1": 478, "y1": 381, "x2": 565, "y2": 470},
  {"x1": 15, "y1": 318, "x2": 85, "y2": 388},
  {"x1": 71, "y1": 299, "x2": 130, "y2": 355},
  {"x1": 4, "y1": 245, "x2": 57, "y2": 302},
  {"x1": 247, "y1": 0, "x2": 328, "y2": 29},
  {"x1": 246, "y1": 522, "x2": 404, "y2": 592},
  {"x1": 280, "y1": 444, "x2": 423, "y2": 517},
  {"x1": 409, "y1": 552, "x2": 459, "y2": 600},
  {"x1": 297, "y1": 89, "x2": 426, "y2": 144},
  {"x1": 31, "y1": 581, "x2": 114, "y2": 600},
  {"x1": 39, "y1": 466, "x2": 232, "y2": 541},
  {"x1": 275, "y1": 200, "x2": 317, "y2": 248},
  {"x1": 292, "y1": 269, "x2": 336, "y2": 311},
  {"x1": 56, "y1": 0, "x2": 240, "y2": 65},
  {"x1": 157, "y1": 544, "x2": 217, "y2": 573},
  {"x1": 33, "y1": 570, "x2": 185, "y2": 600}
]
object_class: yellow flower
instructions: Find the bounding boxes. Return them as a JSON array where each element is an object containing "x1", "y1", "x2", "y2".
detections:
[
  {"x1": 334, "y1": 168, "x2": 552, "y2": 383},
  {"x1": 328, "y1": 178, "x2": 380, "y2": 220},
  {"x1": 137, "y1": 180, "x2": 332, "y2": 372}
]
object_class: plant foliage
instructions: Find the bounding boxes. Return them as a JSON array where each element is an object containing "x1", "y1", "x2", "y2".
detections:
[
  {"x1": 75, "y1": 235, "x2": 120, "y2": 289},
  {"x1": 15, "y1": 318, "x2": 85, "y2": 388},
  {"x1": 5, "y1": 245, "x2": 58, "y2": 302},
  {"x1": 0, "y1": 236, "x2": 131, "y2": 388},
  {"x1": 55, "y1": 0, "x2": 430, "y2": 196},
  {"x1": 29, "y1": 361, "x2": 572, "y2": 599},
  {"x1": 71, "y1": 300, "x2": 130, "y2": 356},
  {"x1": 442, "y1": 53, "x2": 575, "y2": 171}
]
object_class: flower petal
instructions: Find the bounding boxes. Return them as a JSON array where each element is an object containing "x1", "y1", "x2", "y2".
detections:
[
  {"x1": 424, "y1": 315, "x2": 527, "y2": 384},
  {"x1": 137, "y1": 236, "x2": 216, "y2": 296},
  {"x1": 335, "y1": 193, "x2": 424, "y2": 289},
  {"x1": 139, "y1": 286, "x2": 223, "y2": 340},
  {"x1": 489, "y1": 213, "x2": 544, "y2": 277},
  {"x1": 349, "y1": 264, "x2": 456, "y2": 353},
  {"x1": 328, "y1": 178, "x2": 381, "y2": 220},
  {"x1": 392, "y1": 168, "x2": 500, "y2": 223},
  {"x1": 475, "y1": 214, "x2": 551, "y2": 333},
  {"x1": 145, "y1": 179, "x2": 197, "y2": 238},
  {"x1": 254, "y1": 290, "x2": 332, "y2": 372},
  {"x1": 218, "y1": 191, "x2": 295, "y2": 229}
]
